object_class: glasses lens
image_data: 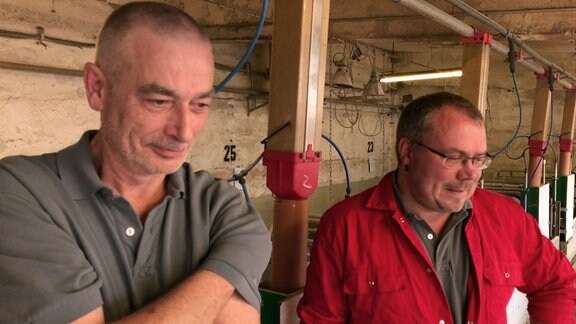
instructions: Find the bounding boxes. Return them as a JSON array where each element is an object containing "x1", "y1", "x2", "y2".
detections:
[
  {"x1": 443, "y1": 156, "x2": 493, "y2": 170},
  {"x1": 443, "y1": 157, "x2": 462, "y2": 169}
]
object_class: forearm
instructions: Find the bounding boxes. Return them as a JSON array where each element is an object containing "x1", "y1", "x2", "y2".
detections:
[
  {"x1": 116, "y1": 270, "x2": 235, "y2": 323},
  {"x1": 521, "y1": 214, "x2": 576, "y2": 322},
  {"x1": 214, "y1": 292, "x2": 259, "y2": 324},
  {"x1": 527, "y1": 298, "x2": 576, "y2": 323}
]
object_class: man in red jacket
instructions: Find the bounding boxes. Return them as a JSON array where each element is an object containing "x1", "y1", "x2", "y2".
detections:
[{"x1": 298, "y1": 92, "x2": 576, "y2": 323}]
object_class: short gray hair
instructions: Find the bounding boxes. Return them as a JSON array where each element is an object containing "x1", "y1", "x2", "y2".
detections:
[{"x1": 95, "y1": 2, "x2": 209, "y2": 85}]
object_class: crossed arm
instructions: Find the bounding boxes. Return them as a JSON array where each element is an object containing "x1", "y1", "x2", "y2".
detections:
[
  {"x1": 74, "y1": 270, "x2": 259, "y2": 324},
  {"x1": 0, "y1": 161, "x2": 271, "y2": 324}
]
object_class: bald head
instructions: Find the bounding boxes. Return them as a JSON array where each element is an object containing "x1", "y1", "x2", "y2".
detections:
[{"x1": 96, "y1": 2, "x2": 210, "y2": 85}]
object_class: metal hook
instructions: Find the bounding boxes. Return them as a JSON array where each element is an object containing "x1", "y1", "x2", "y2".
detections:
[{"x1": 36, "y1": 26, "x2": 47, "y2": 48}]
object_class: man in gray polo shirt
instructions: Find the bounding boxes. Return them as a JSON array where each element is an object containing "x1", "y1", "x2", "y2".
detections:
[{"x1": 0, "y1": 2, "x2": 271, "y2": 323}]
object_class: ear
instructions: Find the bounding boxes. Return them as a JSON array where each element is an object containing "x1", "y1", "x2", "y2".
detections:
[
  {"x1": 83, "y1": 62, "x2": 106, "y2": 112},
  {"x1": 398, "y1": 137, "x2": 413, "y2": 167}
]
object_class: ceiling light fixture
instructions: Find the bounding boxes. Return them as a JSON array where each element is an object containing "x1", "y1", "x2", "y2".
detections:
[
  {"x1": 364, "y1": 70, "x2": 385, "y2": 96},
  {"x1": 331, "y1": 56, "x2": 354, "y2": 88},
  {"x1": 380, "y1": 68, "x2": 463, "y2": 83}
]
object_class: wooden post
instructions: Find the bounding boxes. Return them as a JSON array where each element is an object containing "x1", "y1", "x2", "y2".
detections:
[
  {"x1": 459, "y1": 32, "x2": 492, "y2": 116},
  {"x1": 558, "y1": 89, "x2": 576, "y2": 176},
  {"x1": 527, "y1": 74, "x2": 553, "y2": 187},
  {"x1": 265, "y1": 0, "x2": 330, "y2": 293}
]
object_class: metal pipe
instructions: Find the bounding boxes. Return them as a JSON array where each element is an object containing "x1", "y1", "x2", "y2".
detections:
[
  {"x1": 443, "y1": 0, "x2": 576, "y2": 87},
  {"x1": 0, "y1": 61, "x2": 84, "y2": 77},
  {"x1": 0, "y1": 28, "x2": 95, "y2": 48},
  {"x1": 391, "y1": 0, "x2": 475, "y2": 37},
  {"x1": 392, "y1": 0, "x2": 576, "y2": 88},
  {"x1": 490, "y1": 42, "x2": 545, "y2": 74},
  {"x1": 324, "y1": 97, "x2": 397, "y2": 110},
  {"x1": 443, "y1": 0, "x2": 510, "y2": 36},
  {"x1": 0, "y1": 59, "x2": 273, "y2": 94},
  {"x1": 329, "y1": 6, "x2": 576, "y2": 24}
]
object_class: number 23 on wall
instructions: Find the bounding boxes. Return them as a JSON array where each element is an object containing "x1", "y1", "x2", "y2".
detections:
[{"x1": 367, "y1": 141, "x2": 374, "y2": 153}]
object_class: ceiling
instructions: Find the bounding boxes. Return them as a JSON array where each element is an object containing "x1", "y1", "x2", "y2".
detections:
[
  {"x1": 1, "y1": 0, "x2": 575, "y2": 85},
  {"x1": 181, "y1": 0, "x2": 576, "y2": 82}
]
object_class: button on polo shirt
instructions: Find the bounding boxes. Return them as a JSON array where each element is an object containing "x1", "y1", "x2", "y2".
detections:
[
  {"x1": 97, "y1": 182, "x2": 182, "y2": 273},
  {"x1": 96, "y1": 180, "x2": 185, "y2": 304},
  {"x1": 125, "y1": 227, "x2": 135, "y2": 237}
]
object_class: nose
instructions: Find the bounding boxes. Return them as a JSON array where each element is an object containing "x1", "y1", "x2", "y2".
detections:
[{"x1": 166, "y1": 104, "x2": 195, "y2": 143}]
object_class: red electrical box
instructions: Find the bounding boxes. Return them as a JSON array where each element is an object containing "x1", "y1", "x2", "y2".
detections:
[{"x1": 263, "y1": 145, "x2": 322, "y2": 200}]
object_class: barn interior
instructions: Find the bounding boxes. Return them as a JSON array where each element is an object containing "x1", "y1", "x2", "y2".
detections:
[{"x1": 1, "y1": 0, "x2": 576, "y2": 322}]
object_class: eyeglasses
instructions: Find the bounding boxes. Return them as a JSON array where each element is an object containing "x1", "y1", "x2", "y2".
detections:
[{"x1": 412, "y1": 141, "x2": 493, "y2": 170}]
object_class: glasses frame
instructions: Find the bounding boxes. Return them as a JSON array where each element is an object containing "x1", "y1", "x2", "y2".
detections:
[{"x1": 412, "y1": 141, "x2": 493, "y2": 170}]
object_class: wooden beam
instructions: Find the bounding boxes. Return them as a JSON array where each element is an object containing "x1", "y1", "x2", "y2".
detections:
[
  {"x1": 527, "y1": 76, "x2": 552, "y2": 187},
  {"x1": 459, "y1": 35, "x2": 491, "y2": 115},
  {"x1": 266, "y1": 0, "x2": 330, "y2": 294},
  {"x1": 559, "y1": 90, "x2": 576, "y2": 176}
]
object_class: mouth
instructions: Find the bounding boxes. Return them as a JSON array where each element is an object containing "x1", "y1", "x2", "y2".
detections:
[
  {"x1": 151, "y1": 144, "x2": 188, "y2": 159},
  {"x1": 444, "y1": 185, "x2": 471, "y2": 197}
]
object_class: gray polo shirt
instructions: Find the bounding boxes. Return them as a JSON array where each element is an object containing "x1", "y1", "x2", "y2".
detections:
[
  {"x1": 393, "y1": 172, "x2": 471, "y2": 324},
  {"x1": 0, "y1": 131, "x2": 272, "y2": 323}
]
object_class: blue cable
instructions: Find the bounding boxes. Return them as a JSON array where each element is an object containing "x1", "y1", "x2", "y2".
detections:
[
  {"x1": 217, "y1": 0, "x2": 268, "y2": 203},
  {"x1": 240, "y1": 180, "x2": 251, "y2": 204},
  {"x1": 322, "y1": 134, "x2": 351, "y2": 198},
  {"x1": 226, "y1": 153, "x2": 263, "y2": 205},
  {"x1": 214, "y1": 0, "x2": 269, "y2": 93}
]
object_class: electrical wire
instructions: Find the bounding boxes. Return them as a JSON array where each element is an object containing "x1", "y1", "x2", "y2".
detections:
[
  {"x1": 491, "y1": 39, "x2": 522, "y2": 157},
  {"x1": 333, "y1": 102, "x2": 360, "y2": 129},
  {"x1": 547, "y1": 135, "x2": 559, "y2": 170},
  {"x1": 214, "y1": 0, "x2": 268, "y2": 93},
  {"x1": 322, "y1": 134, "x2": 351, "y2": 198},
  {"x1": 504, "y1": 137, "x2": 530, "y2": 161},
  {"x1": 357, "y1": 106, "x2": 383, "y2": 137}
]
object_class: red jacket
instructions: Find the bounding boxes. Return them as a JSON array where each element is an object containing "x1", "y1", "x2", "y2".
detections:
[{"x1": 298, "y1": 172, "x2": 576, "y2": 323}]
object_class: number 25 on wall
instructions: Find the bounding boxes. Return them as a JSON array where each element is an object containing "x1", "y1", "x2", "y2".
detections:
[{"x1": 224, "y1": 144, "x2": 237, "y2": 162}]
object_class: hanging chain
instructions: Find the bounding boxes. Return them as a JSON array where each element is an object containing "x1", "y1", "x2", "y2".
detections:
[
  {"x1": 327, "y1": 42, "x2": 334, "y2": 203},
  {"x1": 381, "y1": 106, "x2": 387, "y2": 175}
]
